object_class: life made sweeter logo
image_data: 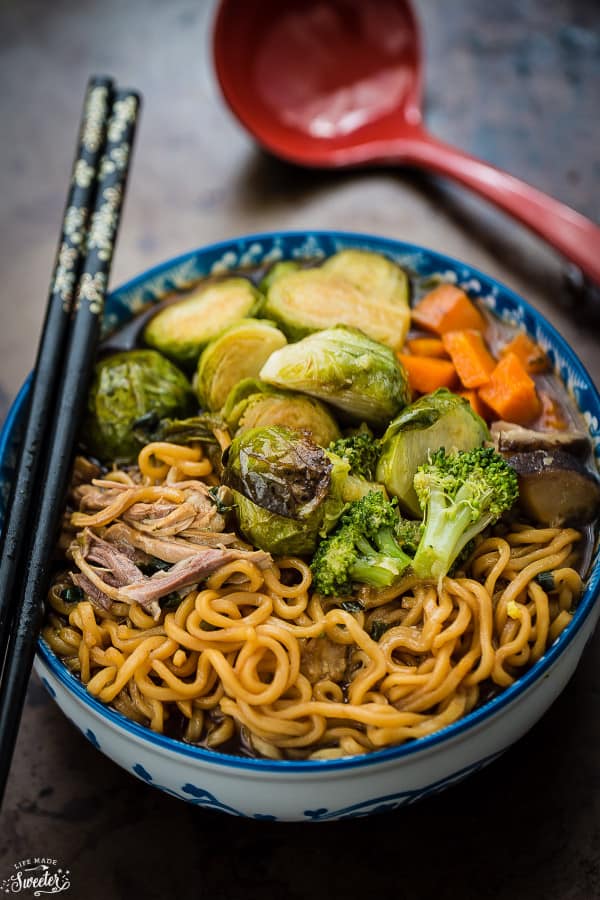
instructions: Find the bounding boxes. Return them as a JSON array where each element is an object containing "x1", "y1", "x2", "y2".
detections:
[{"x1": 1, "y1": 859, "x2": 70, "y2": 896}]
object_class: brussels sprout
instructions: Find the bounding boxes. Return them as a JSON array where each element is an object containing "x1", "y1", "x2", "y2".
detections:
[
  {"x1": 221, "y1": 378, "x2": 268, "y2": 430},
  {"x1": 259, "y1": 260, "x2": 301, "y2": 294},
  {"x1": 83, "y1": 350, "x2": 194, "y2": 462},
  {"x1": 224, "y1": 426, "x2": 348, "y2": 555},
  {"x1": 221, "y1": 378, "x2": 340, "y2": 447},
  {"x1": 260, "y1": 326, "x2": 410, "y2": 427},
  {"x1": 238, "y1": 392, "x2": 340, "y2": 447},
  {"x1": 196, "y1": 319, "x2": 287, "y2": 411},
  {"x1": 263, "y1": 250, "x2": 410, "y2": 350},
  {"x1": 322, "y1": 249, "x2": 409, "y2": 306},
  {"x1": 376, "y1": 388, "x2": 490, "y2": 515},
  {"x1": 143, "y1": 277, "x2": 264, "y2": 367}
]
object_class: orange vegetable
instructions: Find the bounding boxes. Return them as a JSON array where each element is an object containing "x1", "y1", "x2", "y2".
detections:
[
  {"x1": 459, "y1": 390, "x2": 490, "y2": 421},
  {"x1": 398, "y1": 353, "x2": 458, "y2": 395},
  {"x1": 478, "y1": 352, "x2": 541, "y2": 424},
  {"x1": 500, "y1": 332, "x2": 549, "y2": 374},
  {"x1": 538, "y1": 390, "x2": 568, "y2": 430},
  {"x1": 406, "y1": 337, "x2": 449, "y2": 358},
  {"x1": 442, "y1": 329, "x2": 496, "y2": 388},
  {"x1": 412, "y1": 284, "x2": 486, "y2": 335}
]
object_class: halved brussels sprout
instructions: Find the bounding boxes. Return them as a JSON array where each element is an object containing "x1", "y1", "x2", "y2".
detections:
[
  {"x1": 376, "y1": 388, "x2": 490, "y2": 515},
  {"x1": 221, "y1": 378, "x2": 340, "y2": 446},
  {"x1": 196, "y1": 319, "x2": 287, "y2": 411},
  {"x1": 322, "y1": 249, "x2": 409, "y2": 305},
  {"x1": 259, "y1": 260, "x2": 301, "y2": 294},
  {"x1": 83, "y1": 350, "x2": 194, "y2": 462},
  {"x1": 263, "y1": 250, "x2": 410, "y2": 350},
  {"x1": 238, "y1": 392, "x2": 340, "y2": 447},
  {"x1": 143, "y1": 277, "x2": 264, "y2": 367},
  {"x1": 224, "y1": 426, "x2": 348, "y2": 555},
  {"x1": 221, "y1": 378, "x2": 268, "y2": 430},
  {"x1": 260, "y1": 326, "x2": 410, "y2": 427}
]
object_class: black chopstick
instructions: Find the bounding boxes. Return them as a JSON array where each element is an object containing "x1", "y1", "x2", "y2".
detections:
[
  {"x1": 0, "y1": 76, "x2": 114, "y2": 663},
  {"x1": 0, "y1": 85, "x2": 141, "y2": 803}
]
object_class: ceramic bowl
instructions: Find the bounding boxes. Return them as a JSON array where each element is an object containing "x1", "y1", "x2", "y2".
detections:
[{"x1": 2, "y1": 231, "x2": 599, "y2": 821}]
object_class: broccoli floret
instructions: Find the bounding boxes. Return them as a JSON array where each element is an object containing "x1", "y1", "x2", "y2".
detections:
[
  {"x1": 412, "y1": 446, "x2": 519, "y2": 581},
  {"x1": 395, "y1": 517, "x2": 423, "y2": 555},
  {"x1": 311, "y1": 491, "x2": 413, "y2": 596},
  {"x1": 328, "y1": 430, "x2": 381, "y2": 481}
]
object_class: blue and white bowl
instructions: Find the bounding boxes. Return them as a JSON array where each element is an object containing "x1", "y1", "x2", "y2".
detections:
[{"x1": 2, "y1": 231, "x2": 600, "y2": 821}]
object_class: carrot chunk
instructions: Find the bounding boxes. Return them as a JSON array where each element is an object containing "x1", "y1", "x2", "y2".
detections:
[
  {"x1": 398, "y1": 354, "x2": 458, "y2": 395},
  {"x1": 478, "y1": 352, "x2": 541, "y2": 424},
  {"x1": 412, "y1": 284, "x2": 486, "y2": 335},
  {"x1": 500, "y1": 332, "x2": 549, "y2": 374},
  {"x1": 442, "y1": 329, "x2": 496, "y2": 388},
  {"x1": 406, "y1": 337, "x2": 449, "y2": 358},
  {"x1": 459, "y1": 390, "x2": 490, "y2": 421}
]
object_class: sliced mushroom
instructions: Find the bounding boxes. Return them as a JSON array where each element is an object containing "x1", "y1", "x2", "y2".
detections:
[
  {"x1": 491, "y1": 421, "x2": 590, "y2": 458},
  {"x1": 506, "y1": 449, "x2": 600, "y2": 526}
]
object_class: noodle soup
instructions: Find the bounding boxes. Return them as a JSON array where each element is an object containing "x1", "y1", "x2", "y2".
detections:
[{"x1": 41, "y1": 245, "x2": 600, "y2": 762}]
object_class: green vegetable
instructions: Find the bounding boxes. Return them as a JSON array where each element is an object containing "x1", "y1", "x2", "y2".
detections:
[
  {"x1": 221, "y1": 378, "x2": 268, "y2": 430},
  {"x1": 263, "y1": 250, "x2": 410, "y2": 350},
  {"x1": 395, "y1": 518, "x2": 424, "y2": 555},
  {"x1": 260, "y1": 326, "x2": 410, "y2": 427},
  {"x1": 535, "y1": 572, "x2": 556, "y2": 592},
  {"x1": 238, "y1": 393, "x2": 339, "y2": 447},
  {"x1": 208, "y1": 485, "x2": 234, "y2": 515},
  {"x1": 340, "y1": 474, "x2": 387, "y2": 503},
  {"x1": 259, "y1": 260, "x2": 301, "y2": 294},
  {"x1": 143, "y1": 277, "x2": 264, "y2": 366},
  {"x1": 222, "y1": 378, "x2": 340, "y2": 447},
  {"x1": 411, "y1": 447, "x2": 519, "y2": 581},
  {"x1": 61, "y1": 586, "x2": 84, "y2": 603},
  {"x1": 328, "y1": 428, "x2": 381, "y2": 480},
  {"x1": 196, "y1": 319, "x2": 287, "y2": 411},
  {"x1": 83, "y1": 350, "x2": 194, "y2": 462},
  {"x1": 133, "y1": 412, "x2": 228, "y2": 448},
  {"x1": 370, "y1": 620, "x2": 392, "y2": 642},
  {"x1": 311, "y1": 491, "x2": 413, "y2": 596},
  {"x1": 322, "y1": 249, "x2": 409, "y2": 305},
  {"x1": 377, "y1": 388, "x2": 489, "y2": 516},
  {"x1": 340, "y1": 599, "x2": 363, "y2": 613},
  {"x1": 224, "y1": 426, "x2": 348, "y2": 555},
  {"x1": 132, "y1": 411, "x2": 230, "y2": 477}
]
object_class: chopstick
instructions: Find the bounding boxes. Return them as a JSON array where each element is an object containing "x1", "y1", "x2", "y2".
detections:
[
  {"x1": 0, "y1": 81, "x2": 141, "y2": 802},
  {"x1": 0, "y1": 77, "x2": 114, "y2": 659}
]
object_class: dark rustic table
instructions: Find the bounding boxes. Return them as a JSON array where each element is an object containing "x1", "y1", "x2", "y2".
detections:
[{"x1": 1, "y1": 1, "x2": 599, "y2": 897}]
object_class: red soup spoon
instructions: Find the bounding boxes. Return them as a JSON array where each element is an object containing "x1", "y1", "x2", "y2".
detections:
[{"x1": 214, "y1": 0, "x2": 600, "y2": 283}]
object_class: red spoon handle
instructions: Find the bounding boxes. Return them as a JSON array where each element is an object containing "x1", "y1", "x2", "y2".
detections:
[{"x1": 398, "y1": 130, "x2": 600, "y2": 283}]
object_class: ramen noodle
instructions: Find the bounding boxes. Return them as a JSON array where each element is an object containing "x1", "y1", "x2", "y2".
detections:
[{"x1": 43, "y1": 440, "x2": 582, "y2": 760}]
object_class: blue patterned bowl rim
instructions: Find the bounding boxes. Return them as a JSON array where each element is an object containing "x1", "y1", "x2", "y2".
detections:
[{"x1": 3, "y1": 229, "x2": 600, "y2": 774}]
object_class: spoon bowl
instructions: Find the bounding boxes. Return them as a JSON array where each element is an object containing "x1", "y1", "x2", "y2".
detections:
[{"x1": 214, "y1": 0, "x2": 600, "y2": 282}]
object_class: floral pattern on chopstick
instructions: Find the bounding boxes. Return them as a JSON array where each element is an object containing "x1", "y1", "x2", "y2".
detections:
[
  {"x1": 81, "y1": 84, "x2": 111, "y2": 153},
  {"x1": 50, "y1": 82, "x2": 114, "y2": 312},
  {"x1": 78, "y1": 271, "x2": 107, "y2": 316},
  {"x1": 73, "y1": 158, "x2": 95, "y2": 189},
  {"x1": 53, "y1": 242, "x2": 79, "y2": 304},
  {"x1": 107, "y1": 95, "x2": 138, "y2": 143},
  {"x1": 87, "y1": 185, "x2": 122, "y2": 263},
  {"x1": 74, "y1": 89, "x2": 140, "y2": 317}
]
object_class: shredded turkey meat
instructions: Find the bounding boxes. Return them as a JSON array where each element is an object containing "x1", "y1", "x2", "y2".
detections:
[
  {"x1": 64, "y1": 458, "x2": 272, "y2": 619},
  {"x1": 103, "y1": 522, "x2": 240, "y2": 563},
  {"x1": 69, "y1": 528, "x2": 272, "y2": 619}
]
